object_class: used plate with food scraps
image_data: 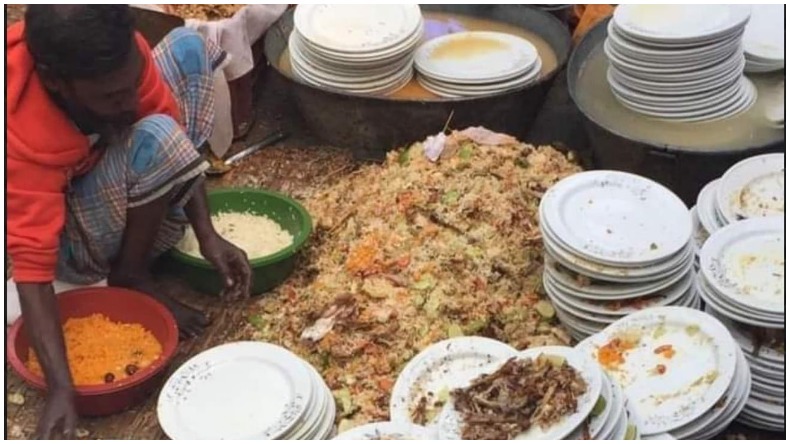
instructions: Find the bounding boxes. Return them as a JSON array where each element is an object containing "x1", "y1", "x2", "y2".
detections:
[
  {"x1": 437, "y1": 346, "x2": 603, "y2": 440},
  {"x1": 569, "y1": 372, "x2": 621, "y2": 440},
  {"x1": 577, "y1": 307, "x2": 738, "y2": 435},
  {"x1": 389, "y1": 337, "x2": 517, "y2": 426},
  {"x1": 539, "y1": 170, "x2": 692, "y2": 267},
  {"x1": 700, "y1": 216, "x2": 785, "y2": 315},
  {"x1": 157, "y1": 342, "x2": 313, "y2": 440},
  {"x1": 332, "y1": 421, "x2": 436, "y2": 440},
  {"x1": 715, "y1": 153, "x2": 785, "y2": 224}
]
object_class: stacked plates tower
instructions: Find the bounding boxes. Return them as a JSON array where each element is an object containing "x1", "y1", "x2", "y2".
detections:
[
  {"x1": 697, "y1": 217, "x2": 785, "y2": 432},
  {"x1": 695, "y1": 153, "x2": 785, "y2": 237},
  {"x1": 742, "y1": 4, "x2": 785, "y2": 73},
  {"x1": 578, "y1": 307, "x2": 752, "y2": 440},
  {"x1": 289, "y1": 4, "x2": 423, "y2": 95},
  {"x1": 605, "y1": 5, "x2": 756, "y2": 122},
  {"x1": 414, "y1": 31, "x2": 543, "y2": 97},
  {"x1": 157, "y1": 342, "x2": 336, "y2": 440},
  {"x1": 539, "y1": 171, "x2": 698, "y2": 341},
  {"x1": 692, "y1": 153, "x2": 785, "y2": 267}
]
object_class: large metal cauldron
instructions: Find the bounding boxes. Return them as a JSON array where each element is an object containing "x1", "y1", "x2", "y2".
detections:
[
  {"x1": 568, "y1": 19, "x2": 784, "y2": 206},
  {"x1": 265, "y1": 5, "x2": 572, "y2": 160}
]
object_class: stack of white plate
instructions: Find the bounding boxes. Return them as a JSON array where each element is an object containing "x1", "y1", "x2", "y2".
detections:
[
  {"x1": 578, "y1": 307, "x2": 751, "y2": 440},
  {"x1": 157, "y1": 342, "x2": 336, "y2": 440},
  {"x1": 414, "y1": 31, "x2": 542, "y2": 97},
  {"x1": 539, "y1": 171, "x2": 697, "y2": 341},
  {"x1": 695, "y1": 153, "x2": 785, "y2": 240},
  {"x1": 567, "y1": 372, "x2": 640, "y2": 440},
  {"x1": 333, "y1": 422, "x2": 436, "y2": 440},
  {"x1": 605, "y1": 5, "x2": 756, "y2": 122},
  {"x1": 743, "y1": 4, "x2": 785, "y2": 73},
  {"x1": 289, "y1": 4, "x2": 423, "y2": 95},
  {"x1": 434, "y1": 346, "x2": 604, "y2": 440},
  {"x1": 697, "y1": 217, "x2": 785, "y2": 432}
]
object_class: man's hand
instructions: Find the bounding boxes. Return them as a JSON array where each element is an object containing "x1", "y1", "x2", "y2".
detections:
[
  {"x1": 199, "y1": 233, "x2": 252, "y2": 300},
  {"x1": 36, "y1": 388, "x2": 77, "y2": 439}
]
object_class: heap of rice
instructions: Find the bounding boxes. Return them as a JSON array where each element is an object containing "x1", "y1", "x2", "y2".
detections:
[
  {"x1": 245, "y1": 128, "x2": 582, "y2": 430},
  {"x1": 177, "y1": 212, "x2": 293, "y2": 260}
]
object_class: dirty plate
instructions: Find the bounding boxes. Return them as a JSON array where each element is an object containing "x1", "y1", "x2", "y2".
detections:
[
  {"x1": 699, "y1": 217, "x2": 785, "y2": 314},
  {"x1": 389, "y1": 337, "x2": 517, "y2": 426},
  {"x1": 715, "y1": 153, "x2": 785, "y2": 224},
  {"x1": 157, "y1": 342, "x2": 313, "y2": 440},
  {"x1": 437, "y1": 346, "x2": 603, "y2": 440},
  {"x1": 333, "y1": 422, "x2": 436, "y2": 440},
  {"x1": 540, "y1": 171, "x2": 692, "y2": 266},
  {"x1": 415, "y1": 31, "x2": 539, "y2": 84},
  {"x1": 577, "y1": 307, "x2": 738, "y2": 435}
]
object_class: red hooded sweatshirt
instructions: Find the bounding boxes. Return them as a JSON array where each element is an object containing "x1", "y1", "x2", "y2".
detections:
[{"x1": 6, "y1": 22, "x2": 182, "y2": 283}]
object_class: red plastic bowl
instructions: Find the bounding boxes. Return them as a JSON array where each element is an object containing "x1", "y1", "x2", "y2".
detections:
[{"x1": 7, "y1": 287, "x2": 179, "y2": 416}]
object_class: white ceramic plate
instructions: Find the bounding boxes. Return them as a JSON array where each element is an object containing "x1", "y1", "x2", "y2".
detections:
[
  {"x1": 333, "y1": 422, "x2": 436, "y2": 440},
  {"x1": 437, "y1": 346, "x2": 603, "y2": 440},
  {"x1": 700, "y1": 217, "x2": 785, "y2": 314},
  {"x1": 541, "y1": 171, "x2": 691, "y2": 266},
  {"x1": 670, "y1": 346, "x2": 750, "y2": 439},
  {"x1": 294, "y1": 4, "x2": 422, "y2": 53},
  {"x1": 543, "y1": 256, "x2": 691, "y2": 300},
  {"x1": 699, "y1": 279, "x2": 784, "y2": 329},
  {"x1": 389, "y1": 336, "x2": 516, "y2": 426},
  {"x1": 157, "y1": 342, "x2": 314, "y2": 440},
  {"x1": 613, "y1": 5, "x2": 751, "y2": 44},
  {"x1": 715, "y1": 153, "x2": 785, "y2": 224},
  {"x1": 543, "y1": 234, "x2": 695, "y2": 283},
  {"x1": 577, "y1": 307, "x2": 738, "y2": 435},
  {"x1": 415, "y1": 31, "x2": 539, "y2": 83},
  {"x1": 547, "y1": 270, "x2": 694, "y2": 318},
  {"x1": 743, "y1": 4, "x2": 785, "y2": 62},
  {"x1": 696, "y1": 179, "x2": 726, "y2": 234},
  {"x1": 606, "y1": 20, "x2": 743, "y2": 61},
  {"x1": 569, "y1": 372, "x2": 620, "y2": 439}
]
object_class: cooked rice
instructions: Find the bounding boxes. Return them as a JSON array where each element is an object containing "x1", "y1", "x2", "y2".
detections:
[
  {"x1": 27, "y1": 314, "x2": 162, "y2": 386},
  {"x1": 177, "y1": 212, "x2": 293, "y2": 260},
  {"x1": 246, "y1": 130, "x2": 581, "y2": 427}
]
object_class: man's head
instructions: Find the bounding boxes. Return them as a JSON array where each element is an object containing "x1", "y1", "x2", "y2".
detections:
[{"x1": 25, "y1": 5, "x2": 141, "y2": 132}]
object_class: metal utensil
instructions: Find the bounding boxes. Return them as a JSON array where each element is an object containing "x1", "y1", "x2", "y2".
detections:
[{"x1": 206, "y1": 131, "x2": 288, "y2": 175}]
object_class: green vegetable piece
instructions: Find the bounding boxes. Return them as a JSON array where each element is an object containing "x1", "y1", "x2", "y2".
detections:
[
  {"x1": 334, "y1": 388, "x2": 355, "y2": 416},
  {"x1": 515, "y1": 158, "x2": 529, "y2": 168},
  {"x1": 248, "y1": 314, "x2": 266, "y2": 329},
  {"x1": 536, "y1": 300, "x2": 556, "y2": 319},
  {"x1": 437, "y1": 387, "x2": 450, "y2": 403},
  {"x1": 591, "y1": 396, "x2": 607, "y2": 417},
  {"x1": 447, "y1": 324, "x2": 464, "y2": 338},
  {"x1": 412, "y1": 275, "x2": 437, "y2": 291},
  {"x1": 459, "y1": 144, "x2": 474, "y2": 160},
  {"x1": 398, "y1": 149, "x2": 410, "y2": 166},
  {"x1": 625, "y1": 424, "x2": 637, "y2": 440},
  {"x1": 442, "y1": 190, "x2": 461, "y2": 205}
]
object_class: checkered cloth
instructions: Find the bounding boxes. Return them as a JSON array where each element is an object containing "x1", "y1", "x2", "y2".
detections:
[{"x1": 56, "y1": 28, "x2": 225, "y2": 284}]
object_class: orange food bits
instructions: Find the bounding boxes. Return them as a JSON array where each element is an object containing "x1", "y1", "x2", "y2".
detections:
[
  {"x1": 597, "y1": 338, "x2": 636, "y2": 370},
  {"x1": 654, "y1": 344, "x2": 676, "y2": 359}
]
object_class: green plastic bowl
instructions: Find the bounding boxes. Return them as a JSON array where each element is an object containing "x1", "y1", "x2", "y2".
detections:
[{"x1": 164, "y1": 188, "x2": 312, "y2": 296}]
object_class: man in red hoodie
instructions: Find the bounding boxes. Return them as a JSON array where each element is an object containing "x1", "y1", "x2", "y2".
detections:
[{"x1": 7, "y1": 5, "x2": 252, "y2": 438}]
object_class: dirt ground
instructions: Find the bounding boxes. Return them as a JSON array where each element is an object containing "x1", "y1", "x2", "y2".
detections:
[{"x1": 4, "y1": 5, "x2": 781, "y2": 440}]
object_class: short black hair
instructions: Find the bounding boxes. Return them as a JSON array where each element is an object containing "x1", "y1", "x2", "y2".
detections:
[{"x1": 24, "y1": 4, "x2": 135, "y2": 80}]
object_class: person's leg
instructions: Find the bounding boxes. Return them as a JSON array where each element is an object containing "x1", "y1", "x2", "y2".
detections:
[{"x1": 58, "y1": 114, "x2": 210, "y2": 337}]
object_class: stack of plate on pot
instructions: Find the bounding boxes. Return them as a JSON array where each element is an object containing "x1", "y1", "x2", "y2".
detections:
[
  {"x1": 696, "y1": 216, "x2": 785, "y2": 432},
  {"x1": 414, "y1": 31, "x2": 543, "y2": 97},
  {"x1": 695, "y1": 153, "x2": 785, "y2": 238},
  {"x1": 289, "y1": 4, "x2": 423, "y2": 95},
  {"x1": 157, "y1": 342, "x2": 336, "y2": 440},
  {"x1": 742, "y1": 4, "x2": 785, "y2": 73},
  {"x1": 578, "y1": 307, "x2": 752, "y2": 440},
  {"x1": 539, "y1": 171, "x2": 697, "y2": 341},
  {"x1": 605, "y1": 5, "x2": 756, "y2": 122}
]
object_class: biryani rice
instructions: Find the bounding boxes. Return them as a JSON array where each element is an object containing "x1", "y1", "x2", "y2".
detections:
[{"x1": 27, "y1": 314, "x2": 162, "y2": 386}]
